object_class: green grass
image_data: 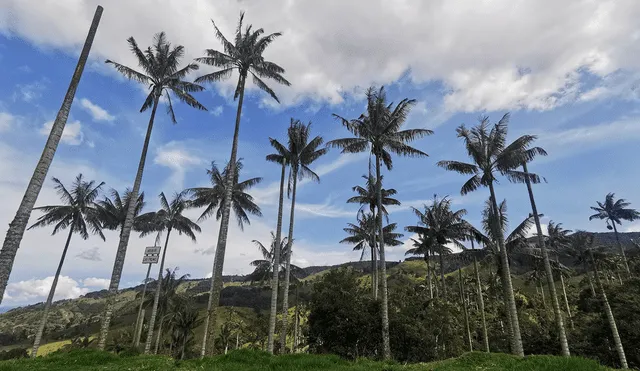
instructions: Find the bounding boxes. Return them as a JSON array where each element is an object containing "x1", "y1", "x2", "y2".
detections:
[{"x1": 0, "y1": 349, "x2": 616, "y2": 371}]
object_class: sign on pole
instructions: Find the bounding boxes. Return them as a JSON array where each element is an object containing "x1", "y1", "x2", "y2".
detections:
[{"x1": 142, "y1": 246, "x2": 161, "y2": 264}]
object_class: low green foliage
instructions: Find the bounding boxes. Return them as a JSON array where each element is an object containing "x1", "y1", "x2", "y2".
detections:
[{"x1": 0, "y1": 349, "x2": 615, "y2": 371}]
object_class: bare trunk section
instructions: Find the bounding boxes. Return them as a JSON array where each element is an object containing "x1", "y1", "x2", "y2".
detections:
[
  {"x1": 439, "y1": 252, "x2": 447, "y2": 297},
  {"x1": 99, "y1": 96, "x2": 160, "y2": 349},
  {"x1": 202, "y1": 75, "x2": 246, "y2": 357},
  {"x1": 31, "y1": 226, "x2": 74, "y2": 357},
  {"x1": 267, "y1": 163, "x2": 286, "y2": 354},
  {"x1": 0, "y1": 6, "x2": 103, "y2": 305},
  {"x1": 144, "y1": 229, "x2": 172, "y2": 354},
  {"x1": 522, "y1": 163, "x2": 569, "y2": 356},
  {"x1": 590, "y1": 250, "x2": 628, "y2": 369},
  {"x1": 426, "y1": 251, "x2": 433, "y2": 299},
  {"x1": 279, "y1": 168, "x2": 299, "y2": 353},
  {"x1": 557, "y1": 257, "x2": 573, "y2": 330},
  {"x1": 611, "y1": 223, "x2": 630, "y2": 275},
  {"x1": 471, "y1": 239, "x2": 489, "y2": 352},
  {"x1": 458, "y1": 267, "x2": 473, "y2": 352},
  {"x1": 134, "y1": 263, "x2": 152, "y2": 347},
  {"x1": 371, "y1": 207, "x2": 378, "y2": 299},
  {"x1": 375, "y1": 155, "x2": 391, "y2": 359},
  {"x1": 488, "y1": 182, "x2": 524, "y2": 356}
]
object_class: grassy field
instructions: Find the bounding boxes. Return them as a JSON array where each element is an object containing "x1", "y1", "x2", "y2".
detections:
[{"x1": 0, "y1": 349, "x2": 615, "y2": 371}]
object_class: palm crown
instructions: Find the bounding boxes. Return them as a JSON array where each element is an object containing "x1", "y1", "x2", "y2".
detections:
[
  {"x1": 29, "y1": 174, "x2": 105, "y2": 241},
  {"x1": 340, "y1": 211, "x2": 404, "y2": 259},
  {"x1": 437, "y1": 113, "x2": 546, "y2": 195},
  {"x1": 98, "y1": 188, "x2": 146, "y2": 232},
  {"x1": 546, "y1": 221, "x2": 572, "y2": 252},
  {"x1": 481, "y1": 198, "x2": 535, "y2": 255},
  {"x1": 186, "y1": 159, "x2": 262, "y2": 230},
  {"x1": 405, "y1": 195, "x2": 469, "y2": 251},
  {"x1": 195, "y1": 12, "x2": 291, "y2": 102},
  {"x1": 248, "y1": 233, "x2": 300, "y2": 284},
  {"x1": 347, "y1": 172, "x2": 400, "y2": 221},
  {"x1": 328, "y1": 86, "x2": 432, "y2": 168},
  {"x1": 278, "y1": 119, "x2": 328, "y2": 194},
  {"x1": 589, "y1": 193, "x2": 640, "y2": 230},
  {"x1": 106, "y1": 32, "x2": 207, "y2": 121},
  {"x1": 137, "y1": 192, "x2": 201, "y2": 241}
]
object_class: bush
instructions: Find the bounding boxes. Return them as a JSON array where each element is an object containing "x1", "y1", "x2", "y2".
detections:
[{"x1": 0, "y1": 348, "x2": 28, "y2": 361}]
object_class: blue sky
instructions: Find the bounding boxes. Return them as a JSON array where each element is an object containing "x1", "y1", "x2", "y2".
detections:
[{"x1": 1, "y1": 0, "x2": 640, "y2": 306}]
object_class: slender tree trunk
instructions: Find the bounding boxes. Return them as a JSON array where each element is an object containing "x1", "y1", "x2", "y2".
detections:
[
  {"x1": 203, "y1": 75, "x2": 246, "y2": 357},
  {"x1": 585, "y1": 263, "x2": 596, "y2": 297},
  {"x1": 557, "y1": 258, "x2": 574, "y2": 330},
  {"x1": 267, "y1": 163, "x2": 286, "y2": 354},
  {"x1": 522, "y1": 163, "x2": 569, "y2": 356},
  {"x1": 616, "y1": 271, "x2": 623, "y2": 285},
  {"x1": 375, "y1": 155, "x2": 391, "y2": 359},
  {"x1": 293, "y1": 286, "x2": 299, "y2": 353},
  {"x1": 371, "y1": 207, "x2": 378, "y2": 299},
  {"x1": 99, "y1": 96, "x2": 160, "y2": 349},
  {"x1": 590, "y1": 250, "x2": 628, "y2": 369},
  {"x1": 426, "y1": 251, "x2": 433, "y2": 299},
  {"x1": 439, "y1": 252, "x2": 447, "y2": 297},
  {"x1": 181, "y1": 336, "x2": 187, "y2": 360},
  {"x1": 433, "y1": 268, "x2": 440, "y2": 298},
  {"x1": 134, "y1": 263, "x2": 152, "y2": 347},
  {"x1": 279, "y1": 168, "x2": 299, "y2": 353},
  {"x1": 471, "y1": 239, "x2": 489, "y2": 352},
  {"x1": 611, "y1": 223, "x2": 630, "y2": 274},
  {"x1": 0, "y1": 6, "x2": 102, "y2": 305},
  {"x1": 458, "y1": 267, "x2": 472, "y2": 352},
  {"x1": 144, "y1": 228, "x2": 172, "y2": 354},
  {"x1": 31, "y1": 226, "x2": 74, "y2": 358},
  {"x1": 154, "y1": 318, "x2": 163, "y2": 354},
  {"x1": 539, "y1": 279, "x2": 547, "y2": 308},
  {"x1": 488, "y1": 182, "x2": 524, "y2": 356}
]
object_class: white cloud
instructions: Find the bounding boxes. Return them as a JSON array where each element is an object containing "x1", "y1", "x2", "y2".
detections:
[
  {"x1": 82, "y1": 277, "x2": 110, "y2": 289},
  {"x1": 210, "y1": 106, "x2": 223, "y2": 117},
  {"x1": 79, "y1": 98, "x2": 115, "y2": 122},
  {"x1": 3, "y1": 276, "x2": 90, "y2": 305},
  {"x1": 153, "y1": 141, "x2": 205, "y2": 191},
  {"x1": 3, "y1": 0, "x2": 640, "y2": 111},
  {"x1": 0, "y1": 112, "x2": 15, "y2": 132},
  {"x1": 12, "y1": 80, "x2": 46, "y2": 102},
  {"x1": 75, "y1": 246, "x2": 101, "y2": 261},
  {"x1": 39, "y1": 120, "x2": 84, "y2": 146},
  {"x1": 296, "y1": 201, "x2": 354, "y2": 219}
]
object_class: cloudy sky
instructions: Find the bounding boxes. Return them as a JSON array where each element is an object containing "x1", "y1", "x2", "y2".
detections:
[{"x1": 1, "y1": 0, "x2": 640, "y2": 307}]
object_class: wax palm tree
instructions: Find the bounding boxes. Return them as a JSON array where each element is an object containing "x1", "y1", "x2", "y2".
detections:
[
  {"x1": 153, "y1": 269, "x2": 191, "y2": 354},
  {"x1": 27, "y1": 174, "x2": 105, "y2": 357},
  {"x1": 138, "y1": 192, "x2": 201, "y2": 354},
  {"x1": 279, "y1": 120, "x2": 327, "y2": 352},
  {"x1": 567, "y1": 231, "x2": 597, "y2": 296},
  {"x1": 347, "y1": 168, "x2": 400, "y2": 298},
  {"x1": 167, "y1": 300, "x2": 201, "y2": 360},
  {"x1": 546, "y1": 221, "x2": 574, "y2": 329},
  {"x1": 263, "y1": 131, "x2": 292, "y2": 353},
  {"x1": 340, "y1": 211, "x2": 404, "y2": 283},
  {"x1": 405, "y1": 196, "x2": 468, "y2": 298},
  {"x1": 328, "y1": 86, "x2": 432, "y2": 358},
  {"x1": 582, "y1": 238, "x2": 628, "y2": 368},
  {"x1": 195, "y1": 13, "x2": 290, "y2": 356},
  {"x1": 518, "y1": 141, "x2": 570, "y2": 356},
  {"x1": 406, "y1": 234, "x2": 436, "y2": 298},
  {"x1": 248, "y1": 233, "x2": 302, "y2": 284},
  {"x1": 0, "y1": 8, "x2": 103, "y2": 305},
  {"x1": 99, "y1": 32, "x2": 207, "y2": 348},
  {"x1": 186, "y1": 159, "x2": 262, "y2": 229},
  {"x1": 437, "y1": 113, "x2": 542, "y2": 356},
  {"x1": 589, "y1": 193, "x2": 640, "y2": 274}
]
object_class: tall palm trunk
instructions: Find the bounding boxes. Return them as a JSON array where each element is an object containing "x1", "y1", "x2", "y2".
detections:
[
  {"x1": 371, "y1": 206, "x2": 378, "y2": 299},
  {"x1": 99, "y1": 96, "x2": 160, "y2": 349},
  {"x1": 611, "y1": 223, "x2": 630, "y2": 275},
  {"x1": 590, "y1": 250, "x2": 628, "y2": 368},
  {"x1": 279, "y1": 168, "x2": 299, "y2": 353},
  {"x1": 471, "y1": 240, "x2": 489, "y2": 352},
  {"x1": 144, "y1": 228, "x2": 172, "y2": 354},
  {"x1": 134, "y1": 263, "x2": 152, "y2": 347},
  {"x1": 439, "y1": 252, "x2": 447, "y2": 297},
  {"x1": 584, "y1": 263, "x2": 596, "y2": 297},
  {"x1": 425, "y1": 250, "x2": 433, "y2": 299},
  {"x1": 557, "y1": 257, "x2": 574, "y2": 329},
  {"x1": 0, "y1": 7, "x2": 103, "y2": 305},
  {"x1": 539, "y1": 279, "x2": 547, "y2": 308},
  {"x1": 31, "y1": 226, "x2": 74, "y2": 358},
  {"x1": 488, "y1": 182, "x2": 524, "y2": 356},
  {"x1": 154, "y1": 317, "x2": 164, "y2": 354},
  {"x1": 293, "y1": 285, "x2": 300, "y2": 353},
  {"x1": 375, "y1": 155, "x2": 391, "y2": 359},
  {"x1": 267, "y1": 163, "x2": 286, "y2": 354},
  {"x1": 522, "y1": 163, "x2": 569, "y2": 356},
  {"x1": 203, "y1": 75, "x2": 246, "y2": 357},
  {"x1": 458, "y1": 267, "x2": 473, "y2": 351}
]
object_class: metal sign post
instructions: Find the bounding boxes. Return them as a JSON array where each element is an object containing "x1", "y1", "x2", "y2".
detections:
[{"x1": 133, "y1": 246, "x2": 161, "y2": 346}]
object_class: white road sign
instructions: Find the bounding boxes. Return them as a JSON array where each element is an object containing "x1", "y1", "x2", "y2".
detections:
[
  {"x1": 142, "y1": 255, "x2": 159, "y2": 264},
  {"x1": 145, "y1": 246, "x2": 161, "y2": 255}
]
